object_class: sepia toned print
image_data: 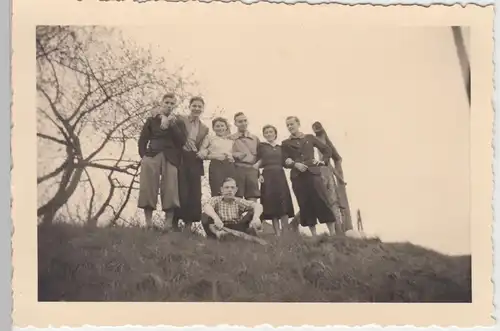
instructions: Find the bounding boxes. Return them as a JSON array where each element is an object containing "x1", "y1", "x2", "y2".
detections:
[{"x1": 12, "y1": 1, "x2": 494, "y2": 327}]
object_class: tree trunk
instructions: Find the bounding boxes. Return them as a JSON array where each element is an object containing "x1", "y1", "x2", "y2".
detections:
[
  {"x1": 333, "y1": 160, "x2": 353, "y2": 232},
  {"x1": 38, "y1": 164, "x2": 85, "y2": 224}
]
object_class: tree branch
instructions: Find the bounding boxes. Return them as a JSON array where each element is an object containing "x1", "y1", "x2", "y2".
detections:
[
  {"x1": 71, "y1": 79, "x2": 151, "y2": 132},
  {"x1": 37, "y1": 84, "x2": 83, "y2": 157},
  {"x1": 68, "y1": 73, "x2": 92, "y2": 122},
  {"x1": 37, "y1": 132, "x2": 68, "y2": 145},
  {"x1": 36, "y1": 38, "x2": 62, "y2": 103},
  {"x1": 37, "y1": 107, "x2": 70, "y2": 142},
  {"x1": 83, "y1": 168, "x2": 96, "y2": 224},
  {"x1": 37, "y1": 159, "x2": 69, "y2": 184},
  {"x1": 82, "y1": 161, "x2": 139, "y2": 175},
  {"x1": 36, "y1": 27, "x2": 73, "y2": 59},
  {"x1": 109, "y1": 167, "x2": 139, "y2": 226},
  {"x1": 88, "y1": 135, "x2": 128, "y2": 224},
  {"x1": 83, "y1": 109, "x2": 149, "y2": 162}
]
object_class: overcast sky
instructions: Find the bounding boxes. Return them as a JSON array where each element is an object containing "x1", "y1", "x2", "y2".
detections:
[{"x1": 116, "y1": 24, "x2": 471, "y2": 255}]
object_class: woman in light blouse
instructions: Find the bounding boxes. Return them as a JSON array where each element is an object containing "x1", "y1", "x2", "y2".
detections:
[{"x1": 198, "y1": 117, "x2": 237, "y2": 196}]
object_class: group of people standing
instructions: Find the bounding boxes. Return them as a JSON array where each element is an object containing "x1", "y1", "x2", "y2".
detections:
[{"x1": 137, "y1": 92, "x2": 346, "y2": 239}]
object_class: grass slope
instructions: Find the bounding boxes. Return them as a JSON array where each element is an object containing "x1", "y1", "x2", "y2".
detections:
[{"x1": 38, "y1": 223, "x2": 471, "y2": 302}]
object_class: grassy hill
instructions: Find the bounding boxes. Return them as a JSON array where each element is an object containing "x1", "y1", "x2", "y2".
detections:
[{"x1": 38, "y1": 223, "x2": 471, "y2": 302}]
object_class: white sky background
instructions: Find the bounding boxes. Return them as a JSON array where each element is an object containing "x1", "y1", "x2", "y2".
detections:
[
  {"x1": 120, "y1": 25, "x2": 471, "y2": 255},
  {"x1": 41, "y1": 24, "x2": 470, "y2": 256}
]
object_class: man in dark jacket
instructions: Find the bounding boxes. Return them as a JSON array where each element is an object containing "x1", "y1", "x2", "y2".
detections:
[
  {"x1": 137, "y1": 93, "x2": 187, "y2": 230},
  {"x1": 281, "y1": 116, "x2": 338, "y2": 236}
]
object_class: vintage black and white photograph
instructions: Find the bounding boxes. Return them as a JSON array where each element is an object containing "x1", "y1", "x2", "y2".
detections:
[{"x1": 34, "y1": 22, "x2": 475, "y2": 304}]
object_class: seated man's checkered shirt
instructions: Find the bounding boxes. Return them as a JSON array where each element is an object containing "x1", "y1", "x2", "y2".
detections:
[{"x1": 207, "y1": 196, "x2": 255, "y2": 224}]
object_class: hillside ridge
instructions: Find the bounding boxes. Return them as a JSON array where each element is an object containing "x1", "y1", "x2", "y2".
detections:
[{"x1": 38, "y1": 223, "x2": 471, "y2": 302}]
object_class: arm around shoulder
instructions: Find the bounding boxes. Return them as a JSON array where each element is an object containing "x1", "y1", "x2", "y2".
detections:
[
  {"x1": 198, "y1": 134, "x2": 211, "y2": 159},
  {"x1": 311, "y1": 135, "x2": 332, "y2": 161},
  {"x1": 171, "y1": 117, "x2": 188, "y2": 147}
]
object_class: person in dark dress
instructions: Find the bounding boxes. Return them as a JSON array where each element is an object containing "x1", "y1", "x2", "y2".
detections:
[
  {"x1": 253, "y1": 125, "x2": 295, "y2": 236},
  {"x1": 198, "y1": 117, "x2": 237, "y2": 196},
  {"x1": 172, "y1": 96, "x2": 210, "y2": 232},
  {"x1": 281, "y1": 116, "x2": 339, "y2": 236}
]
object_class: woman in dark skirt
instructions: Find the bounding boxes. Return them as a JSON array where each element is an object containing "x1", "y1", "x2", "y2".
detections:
[
  {"x1": 281, "y1": 116, "x2": 339, "y2": 236},
  {"x1": 253, "y1": 125, "x2": 295, "y2": 236},
  {"x1": 198, "y1": 117, "x2": 237, "y2": 196}
]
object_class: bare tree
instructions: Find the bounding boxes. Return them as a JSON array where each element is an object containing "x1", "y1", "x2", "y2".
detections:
[{"x1": 36, "y1": 26, "x2": 199, "y2": 226}]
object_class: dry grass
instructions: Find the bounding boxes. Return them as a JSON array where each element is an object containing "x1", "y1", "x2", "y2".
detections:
[{"x1": 38, "y1": 223, "x2": 471, "y2": 302}]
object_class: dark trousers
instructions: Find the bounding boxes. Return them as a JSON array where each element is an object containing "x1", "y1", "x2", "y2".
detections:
[
  {"x1": 201, "y1": 212, "x2": 256, "y2": 239},
  {"x1": 174, "y1": 151, "x2": 203, "y2": 229},
  {"x1": 234, "y1": 165, "x2": 260, "y2": 199},
  {"x1": 291, "y1": 171, "x2": 336, "y2": 227}
]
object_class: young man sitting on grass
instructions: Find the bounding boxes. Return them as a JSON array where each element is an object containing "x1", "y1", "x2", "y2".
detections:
[{"x1": 202, "y1": 177, "x2": 264, "y2": 239}]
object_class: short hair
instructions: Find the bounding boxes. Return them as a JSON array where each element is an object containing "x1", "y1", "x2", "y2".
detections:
[
  {"x1": 262, "y1": 124, "x2": 278, "y2": 137},
  {"x1": 233, "y1": 112, "x2": 246, "y2": 121},
  {"x1": 189, "y1": 96, "x2": 205, "y2": 106},
  {"x1": 162, "y1": 92, "x2": 176, "y2": 101},
  {"x1": 222, "y1": 177, "x2": 237, "y2": 186},
  {"x1": 212, "y1": 117, "x2": 230, "y2": 129},
  {"x1": 286, "y1": 116, "x2": 300, "y2": 124}
]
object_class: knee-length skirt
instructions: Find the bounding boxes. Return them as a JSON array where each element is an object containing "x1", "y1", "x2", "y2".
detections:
[{"x1": 260, "y1": 167, "x2": 295, "y2": 219}]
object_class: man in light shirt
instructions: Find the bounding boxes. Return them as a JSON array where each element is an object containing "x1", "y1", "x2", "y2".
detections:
[{"x1": 229, "y1": 112, "x2": 260, "y2": 202}]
